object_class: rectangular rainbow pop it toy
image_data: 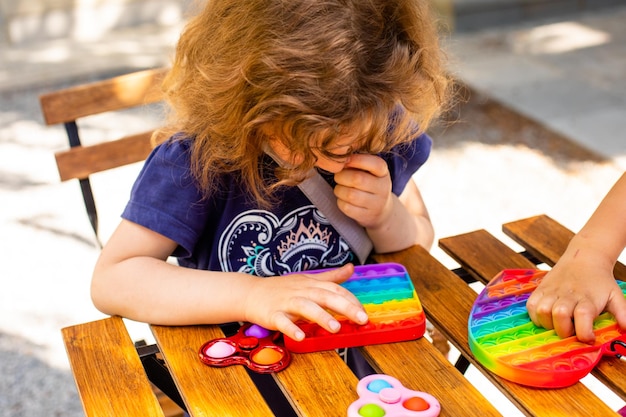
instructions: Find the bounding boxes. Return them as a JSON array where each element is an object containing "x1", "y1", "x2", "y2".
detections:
[
  {"x1": 284, "y1": 263, "x2": 426, "y2": 353},
  {"x1": 469, "y1": 269, "x2": 626, "y2": 388}
]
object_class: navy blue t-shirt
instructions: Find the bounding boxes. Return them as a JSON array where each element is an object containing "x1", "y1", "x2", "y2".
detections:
[{"x1": 122, "y1": 134, "x2": 431, "y2": 276}]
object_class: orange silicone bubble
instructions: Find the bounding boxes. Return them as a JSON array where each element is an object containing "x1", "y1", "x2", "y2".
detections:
[
  {"x1": 252, "y1": 347, "x2": 284, "y2": 365},
  {"x1": 403, "y1": 396, "x2": 430, "y2": 411}
]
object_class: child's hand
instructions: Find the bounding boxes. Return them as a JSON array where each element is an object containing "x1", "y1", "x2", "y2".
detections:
[
  {"x1": 332, "y1": 152, "x2": 434, "y2": 252},
  {"x1": 242, "y1": 264, "x2": 368, "y2": 341},
  {"x1": 333, "y1": 154, "x2": 394, "y2": 229},
  {"x1": 526, "y1": 256, "x2": 626, "y2": 343}
]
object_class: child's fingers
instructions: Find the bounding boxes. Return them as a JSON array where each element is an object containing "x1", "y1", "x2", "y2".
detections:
[
  {"x1": 343, "y1": 154, "x2": 388, "y2": 178},
  {"x1": 550, "y1": 299, "x2": 577, "y2": 339},
  {"x1": 572, "y1": 301, "x2": 598, "y2": 343},
  {"x1": 262, "y1": 265, "x2": 370, "y2": 339},
  {"x1": 295, "y1": 284, "x2": 368, "y2": 328},
  {"x1": 293, "y1": 268, "x2": 369, "y2": 330},
  {"x1": 286, "y1": 296, "x2": 342, "y2": 335},
  {"x1": 304, "y1": 265, "x2": 366, "y2": 311},
  {"x1": 526, "y1": 292, "x2": 556, "y2": 330},
  {"x1": 272, "y1": 313, "x2": 306, "y2": 341},
  {"x1": 607, "y1": 289, "x2": 626, "y2": 331},
  {"x1": 304, "y1": 264, "x2": 355, "y2": 288}
]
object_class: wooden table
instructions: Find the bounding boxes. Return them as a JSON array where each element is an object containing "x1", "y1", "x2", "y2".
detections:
[{"x1": 62, "y1": 215, "x2": 626, "y2": 416}]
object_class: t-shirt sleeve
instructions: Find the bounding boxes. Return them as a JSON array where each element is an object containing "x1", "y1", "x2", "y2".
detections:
[
  {"x1": 387, "y1": 132, "x2": 432, "y2": 196},
  {"x1": 121, "y1": 139, "x2": 208, "y2": 258}
]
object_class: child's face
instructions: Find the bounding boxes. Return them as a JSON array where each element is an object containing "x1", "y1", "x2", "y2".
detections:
[
  {"x1": 311, "y1": 139, "x2": 354, "y2": 173},
  {"x1": 266, "y1": 116, "x2": 373, "y2": 174},
  {"x1": 268, "y1": 134, "x2": 357, "y2": 174}
]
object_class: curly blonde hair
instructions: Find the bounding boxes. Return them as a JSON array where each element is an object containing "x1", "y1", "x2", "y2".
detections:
[{"x1": 158, "y1": 0, "x2": 451, "y2": 206}]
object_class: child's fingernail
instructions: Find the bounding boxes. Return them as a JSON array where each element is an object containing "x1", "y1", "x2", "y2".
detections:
[
  {"x1": 329, "y1": 320, "x2": 341, "y2": 332},
  {"x1": 357, "y1": 311, "x2": 368, "y2": 323},
  {"x1": 295, "y1": 330, "x2": 305, "y2": 341}
]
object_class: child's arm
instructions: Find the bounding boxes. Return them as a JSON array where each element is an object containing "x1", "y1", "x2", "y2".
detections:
[
  {"x1": 526, "y1": 173, "x2": 626, "y2": 342},
  {"x1": 91, "y1": 220, "x2": 368, "y2": 340},
  {"x1": 333, "y1": 153, "x2": 434, "y2": 253}
]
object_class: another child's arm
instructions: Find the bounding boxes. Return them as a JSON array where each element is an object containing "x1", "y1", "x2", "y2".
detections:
[
  {"x1": 526, "y1": 173, "x2": 626, "y2": 342},
  {"x1": 333, "y1": 153, "x2": 434, "y2": 253},
  {"x1": 91, "y1": 220, "x2": 368, "y2": 340}
]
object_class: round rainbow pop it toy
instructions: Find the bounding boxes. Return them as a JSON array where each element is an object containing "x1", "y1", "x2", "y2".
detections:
[
  {"x1": 347, "y1": 374, "x2": 440, "y2": 417},
  {"x1": 469, "y1": 269, "x2": 626, "y2": 388}
]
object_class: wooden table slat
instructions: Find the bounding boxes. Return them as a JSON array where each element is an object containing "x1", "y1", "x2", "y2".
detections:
[
  {"x1": 503, "y1": 214, "x2": 626, "y2": 279},
  {"x1": 439, "y1": 229, "x2": 536, "y2": 282},
  {"x1": 436, "y1": 227, "x2": 620, "y2": 416},
  {"x1": 151, "y1": 325, "x2": 274, "y2": 416},
  {"x1": 502, "y1": 214, "x2": 573, "y2": 267},
  {"x1": 504, "y1": 214, "x2": 626, "y2": 402},
  {"x1": 275, "y1": 351, "x2": 359, "y2": 416},
  {"x1": 61, "y1": 316, "x2": 165, "y2": 417}
]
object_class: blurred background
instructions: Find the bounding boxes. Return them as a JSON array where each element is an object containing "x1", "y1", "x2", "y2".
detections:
[{"x1": 1, "y1": 0, "x2": 625, "y2": 415}]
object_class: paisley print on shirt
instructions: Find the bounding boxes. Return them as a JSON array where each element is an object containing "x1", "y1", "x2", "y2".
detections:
[{"x1": 218, "y1": 205, "x2": 353, "y2": 276}]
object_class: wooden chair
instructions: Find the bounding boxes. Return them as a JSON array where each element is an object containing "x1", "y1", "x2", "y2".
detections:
[
  {"x1": 39, "y1": 67, "x2": 168, "y2": 247},
  {"x1": 41, "y1": 68, "x2": 186, "y2": 417}
]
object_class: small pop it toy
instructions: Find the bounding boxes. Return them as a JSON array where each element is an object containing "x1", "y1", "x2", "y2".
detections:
[
  {"x1": 469, "y1": 269, "x2": 626, "y2": 388},
  {"x1": 199, "y1": 323, "x2": 291, "y2": 373},
  {"x1": 284, "y1": 263, "x2": 426, "y2": 353},
  {"x1": 347, "y1": 374, "x2": 441, "y2": 417}
]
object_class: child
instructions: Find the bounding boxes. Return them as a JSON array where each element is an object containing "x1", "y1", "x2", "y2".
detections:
[
  {"x1": 527, "y1": 173, "x2": 626, "y2": 343},
  {"x1": 91, "y1": 0, "x2": 451, "y2": 343}
]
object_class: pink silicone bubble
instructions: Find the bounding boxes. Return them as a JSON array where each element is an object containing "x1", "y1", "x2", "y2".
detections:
[
  {"x1": 379, "y1": 387, "x2": 402, "y2": 403},
  {"x1": 205, "y1": 341, "x2": 236, "y2": 358}
]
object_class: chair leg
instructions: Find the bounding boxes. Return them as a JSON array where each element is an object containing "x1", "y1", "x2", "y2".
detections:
[
  {"x1": 137, "y1": 343, "x2": 188, "y2": 412},
  {"x1": 428, "y1": 323, "x2": 451, "y2": 359},
  {"x1": 78, "y1": 178, "x2": 102, "y2": 248},
  {"x1": 454, "y1": 355, "x2": 471, "y2": 373},
  {"x1": 428, "y1": 322, "x2": 471, "y2": 373},
  {"x1": 63, "y1": 121, "x2": 102, "y2": 248}
]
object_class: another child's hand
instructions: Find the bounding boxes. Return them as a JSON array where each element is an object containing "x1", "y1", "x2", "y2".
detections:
[
  {"x1": 333, "y1": 154, "x2": 393, "y2": 228},
  {"x1": 526, "y1": 254, "x2": 626, "y2": 343},
  {"x1": 242, "y1": 264, "x2": 368, "y2": 341}
]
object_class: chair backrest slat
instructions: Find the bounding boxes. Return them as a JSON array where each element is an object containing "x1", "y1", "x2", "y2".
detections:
[
  {"x1": 55, "y1": 131, "x2": 155, "y2": 181},
  {"x1": 40, "y1": 68, "x2": 168, "y2": 125}
]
